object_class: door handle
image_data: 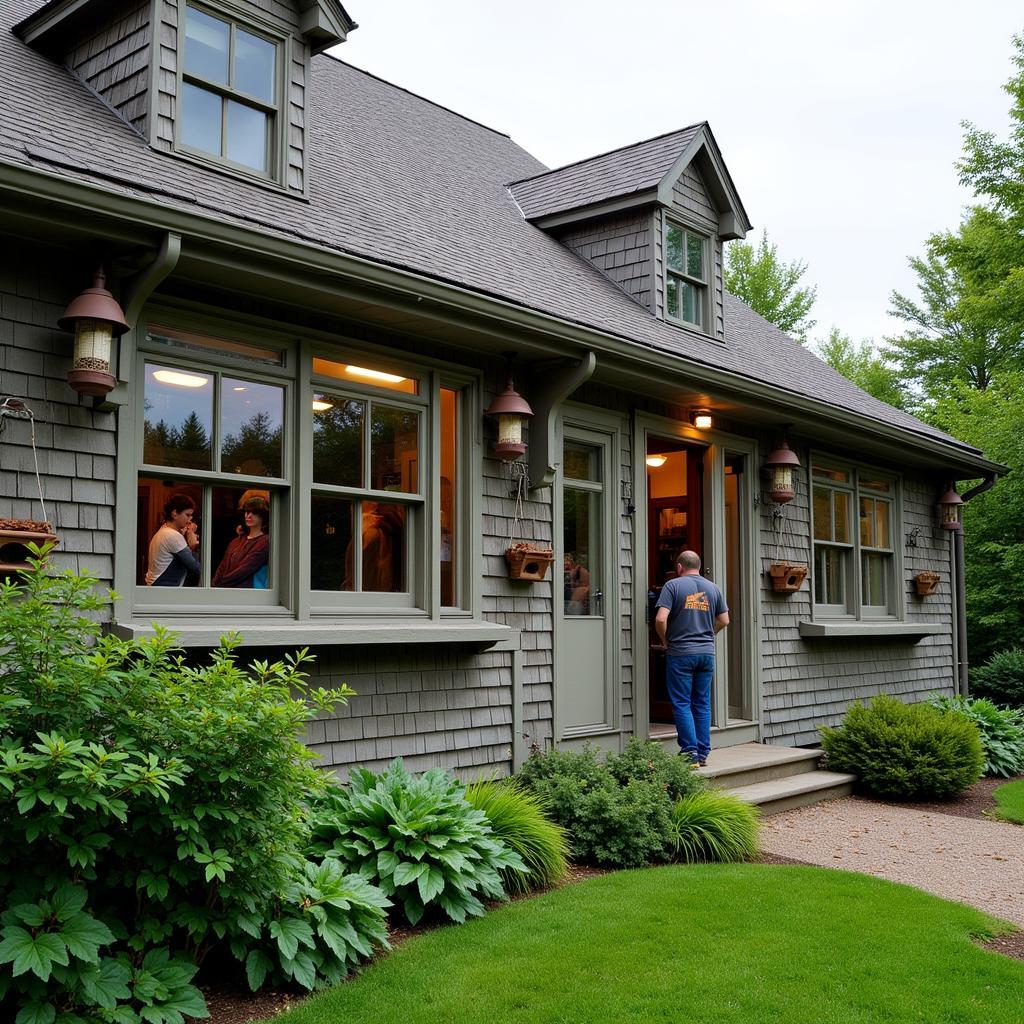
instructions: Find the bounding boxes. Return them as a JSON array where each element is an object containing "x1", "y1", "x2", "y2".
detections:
[{"x1": 593, "y1": 589, "x2": 603, "y2": 614}]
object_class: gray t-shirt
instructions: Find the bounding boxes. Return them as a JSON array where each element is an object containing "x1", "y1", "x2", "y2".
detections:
[{"x1": 655, "y1": 574, "x2": 728, "y2": 656}]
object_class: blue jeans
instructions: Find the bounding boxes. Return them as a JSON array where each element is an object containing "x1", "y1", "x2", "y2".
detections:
[{"x1": 665, "y1": 653, "x2": 714, "y2": 762}]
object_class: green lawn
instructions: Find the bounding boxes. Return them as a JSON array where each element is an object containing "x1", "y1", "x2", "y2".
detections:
[
  {"x1": 993, "y1": 779, "x2": 1024, "y2": 824},
  {"x1": 275, "y1": 865, "x2": 1021, "y2": 1024}
]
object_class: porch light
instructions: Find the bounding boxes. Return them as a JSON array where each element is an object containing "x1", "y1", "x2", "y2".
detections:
[
  {"x1": 645, "y1": 454, "x2": 668, "y2": 468},
  {"x1": 690, "y1": 409, "x2": 713, "y2": 430},
  {"x1": 939, "y1": 486, "x2": 964, "y2": 531},
  {"x1": 58, "y1": 268, "x2": 130, "y2": 397},
  {"x1": 764, "y1": 438, "x2": 801, "y2": 504},
  {"x1": 484, "y1": 375, "x2": 533, "y2": 461}
]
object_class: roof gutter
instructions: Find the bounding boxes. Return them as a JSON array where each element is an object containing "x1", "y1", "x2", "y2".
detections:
[{"x1": 0, "y1": 158, "x2": 1005, "y2": 478}]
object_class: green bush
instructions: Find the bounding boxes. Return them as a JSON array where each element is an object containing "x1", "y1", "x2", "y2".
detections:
[
  {"x1": 516, "y1": 746, "x2": 677, "y2": 868},
  {"x1": 820, "y1": 695, "x2": 984, "y2": 801},
  {"x1": 463, "y1": 778, "x2": 570, "y2": 894},
  {"x1": 971, "y1": 648, "x2": 1024, "y2": 709},
  {"x1": 605, "y1": 737, "x2": 705, "y2": 801},
  {"x1": 308, "y1": 760, "x2": 526, "y2": 926},
  {"x1": 0, "y1": 553, "x2": 388, "y2": 1023},
  {"x1": 669, "y1": 792, "x2": 760, "y2": 863},
  {"x1": 928, "y1": 695, "x2": 1024, "y2": 777}
]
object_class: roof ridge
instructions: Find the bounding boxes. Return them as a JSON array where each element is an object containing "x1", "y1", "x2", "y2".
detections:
[
  {"x1": 507, "y1": 121, "x2": 707, "y2": 187},
  {"x1": 319, "y1": 52, "x2": 513, "y2": 140}
]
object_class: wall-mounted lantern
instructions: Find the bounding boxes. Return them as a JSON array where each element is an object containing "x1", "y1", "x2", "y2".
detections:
[
  {"x1": 764, "y1": 438, "x2": 801, "y2": 504},
  {"x1": 690, "y1": 408, "x2": 713, "y2": 430},
  {"x1": 484, "y1": 375, "x2": 534, "y2": 461},
  {"x1": 58, "y1": 268, "x2": 130, "y2": 397},
  {"x1": 939, "y1": 486, "x2": 964, "y2": 531}
]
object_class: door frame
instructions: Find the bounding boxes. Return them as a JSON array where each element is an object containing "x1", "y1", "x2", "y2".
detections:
[{"x1": 631, "y1": 411, "x2": 762, "y2": 743}]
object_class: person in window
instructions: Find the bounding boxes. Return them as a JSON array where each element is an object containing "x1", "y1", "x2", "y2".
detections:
[
  {"x1": 342, "y1": 502, "x2": 405, "y2": 592},
  {"x1": 564, "y1": 552, "x2": 590, "y2": 615},
  {"x1": 145, "y1": 494, "x2": 201, "y2": 587},
  {"x1": 212, "y1": 495, "x2": 270, "y2": 589}
]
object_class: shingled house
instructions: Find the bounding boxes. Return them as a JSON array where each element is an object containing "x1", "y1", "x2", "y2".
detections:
[{"x1": 0, "y1": 0, "x2": 1002, "y2": 782}]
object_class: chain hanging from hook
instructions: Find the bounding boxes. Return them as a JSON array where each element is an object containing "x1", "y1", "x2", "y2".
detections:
[{"x1": 0, "y1": 397, "x2": 50, "y2": 528}]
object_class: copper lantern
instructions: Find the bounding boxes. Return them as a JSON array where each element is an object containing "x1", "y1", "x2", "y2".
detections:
[
  {"x1": 484, "y1": 376, "x2": 533, "y2": 460},
  {"x1": 939, "y1": 487, "x2": 964, "y2": 531},
  {"x1": 58, "y1": 269, "x2": 130, "y2": 397},
  {"x1": 765, "y1": 439, "x2": 801, "y2": 503}
]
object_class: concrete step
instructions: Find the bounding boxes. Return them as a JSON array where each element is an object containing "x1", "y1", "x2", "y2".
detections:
[
  {"x1": 725, "y1": 770, "x2": 857, "y2": 816},
  {"x1": 698, "y1": 745, "x2": 824, "y2": 789}
]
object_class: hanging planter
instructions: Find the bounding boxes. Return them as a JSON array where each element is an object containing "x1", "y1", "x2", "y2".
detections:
[
  {"x1": 768, "y1": 562, "x2": 808, "y2": 593},
  {"x1": 913, "y1": 571, "x2": 941, "y2": 597},
  {"x1": 505, "y1": 543, "x2": 554, "y2": 582}
]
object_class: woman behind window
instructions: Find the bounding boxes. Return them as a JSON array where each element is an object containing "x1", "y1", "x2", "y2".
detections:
[
  {"x1": 212, "y1": 495, "x2": 270, "y2": 589},
  {"x1": 145, "y1": 494, "x2": 201, "y2": 587}
]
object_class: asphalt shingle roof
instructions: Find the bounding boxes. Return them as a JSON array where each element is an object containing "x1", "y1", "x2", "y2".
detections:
[{"x1": 0, "y1": 0, "x2": 978, "y2": 458}]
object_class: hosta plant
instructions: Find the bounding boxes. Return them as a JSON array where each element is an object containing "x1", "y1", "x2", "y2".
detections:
[
  {"x1": 309, "y1": 760, "x2": 526, "y2": 925},
  {"x1": 929, "y1": 695, "x2": 1024, "y2": 777}
]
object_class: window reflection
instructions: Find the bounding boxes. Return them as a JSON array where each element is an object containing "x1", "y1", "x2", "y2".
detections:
[
  {"x1": 563, "y1": 489, "x2": 600, "y2": 616},
  {"x1": 311, "y1": 495, "x2": 355, "y2": 591},
  {"x1": 359, "y1": 502, "x2": 407, "y2": 593},
  {"x1": 144, "y1": 363, "x2": 213, "y2": 471},
  {"x1": 221, "y1": 378, "x2": 283, "y2": 477},
  {"x1": 440, "y1": 387, "x2": 457, "y2": 606},
  {"x1": 312, "y1": 396, "x2": 364, "y2": 487},
  {"x1": 370, "y1": 406, "x2": 418, "y2": 493}
]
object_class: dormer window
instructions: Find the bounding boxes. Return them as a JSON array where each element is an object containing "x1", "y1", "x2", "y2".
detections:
[
  {"x1": 665, "y1": 222, "x2": 707, "y2": 329},
  {"x1": 180, "y1": 5, "x2": 281, "y2": 178}
]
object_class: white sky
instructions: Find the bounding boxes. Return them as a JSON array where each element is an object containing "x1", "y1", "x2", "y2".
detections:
[{"x1": 333, "y1": 1, "x2": 1022, "y2": 346}]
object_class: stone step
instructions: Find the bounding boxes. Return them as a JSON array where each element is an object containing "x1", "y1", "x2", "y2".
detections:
[
  {"x1": 698, "y1": 745, "x2": 824, "y2": 789},
  {"x1": 725, "y1": 770, "x2": 857, "y2": 816}
]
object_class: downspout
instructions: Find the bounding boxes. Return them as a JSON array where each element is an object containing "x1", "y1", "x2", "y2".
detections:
[{"x1": 953, "y1": 472, "x2": 998, "y2": 696}]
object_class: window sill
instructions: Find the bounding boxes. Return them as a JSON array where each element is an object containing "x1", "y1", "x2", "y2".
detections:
[
  {"x1": 111, "y1": 619, "x2": 513, "y2": 648},
  {"x1": 798, "y1": 620, "x2": 946, "y2": 642}
]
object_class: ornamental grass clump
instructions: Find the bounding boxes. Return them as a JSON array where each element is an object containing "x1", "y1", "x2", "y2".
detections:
[
  {"x1": 820, "y1": 694, "x2": 984, "y2": 800},
  {"x1": 668, "y1": 792, "x2": 760, "y2": 863},
  {"x1": 463, "y1": 778, "x2": 570, "y2": 895},
  {"x1": 308, "y1": 760, "x2": 527, "y2": 925},
  {"x1": 928, "y1": 695, "x2": 1024, "y2": 777}
]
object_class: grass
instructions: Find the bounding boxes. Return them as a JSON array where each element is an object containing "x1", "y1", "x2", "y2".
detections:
[
  {"x1": 274, "y1": 865, "x2": 1022, "y2": 1024},
  {"x1": 993, "y1": 779, "x2": 1024, "y2": 824}
]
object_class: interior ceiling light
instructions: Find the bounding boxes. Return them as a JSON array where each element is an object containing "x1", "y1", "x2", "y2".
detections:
[
  {"x1": 645, "y1": 454, "x2": 668, "y2": 468},
  {"x1": 345, "y1": 365, "x2": 406, "y2": 384},
  {"x1": 233, "y1": 386, "x2": 247, "y2": 392},
  {"x1": 152, "y1": 368, "x2": 208, "y2": 388},
  {"x1": 312, "y1": 399, "x2": 334, "y2": 412}
]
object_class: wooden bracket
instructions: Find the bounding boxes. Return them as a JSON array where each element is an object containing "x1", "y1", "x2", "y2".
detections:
[{"x1": 527, "y1": 351, "x2": 596, "y2": 491}]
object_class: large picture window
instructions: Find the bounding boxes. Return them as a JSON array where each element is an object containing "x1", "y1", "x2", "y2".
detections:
[{"x1": 811, "y1": 459, "x2": 898, "y2": 617}]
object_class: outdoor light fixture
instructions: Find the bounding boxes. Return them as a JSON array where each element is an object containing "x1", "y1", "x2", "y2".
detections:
[
  {"x1": 645, "y1": 454, "x2": 668, "y2": 468},
  {"x1": 764, "y1": 437, "x2": 801, "y2": 504},
  {"x1": 58, "y1": 267, "x2": 130, "y2": 397},
  {"x1": 690, "y1": 409, "x2": 713, "y2": 430},
  {"x1": 939, "y1": 486, "x2": 964, "y2": 531},
  {"x1": 484, "y1": 374, "x2": 534, "y2": 461}
]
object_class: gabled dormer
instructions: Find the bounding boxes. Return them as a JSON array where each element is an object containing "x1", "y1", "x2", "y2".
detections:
[
  {"x1": 15, "y1": 0, "x2": 356, "y2": 194},
  {"x1": 509, "y1": 123, "x2": 751, "y2": 340}
]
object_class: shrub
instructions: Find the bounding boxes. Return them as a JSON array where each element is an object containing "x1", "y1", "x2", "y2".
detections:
[
  {"x1": 669, "y1": 792, "x2": 760, "y2": 863},
  {"x1": 605, "y1": 737, "x2": 705, "y2": 801},
  {"x1": 820, "y1": 695, "x2": 984, "y2": 800},
  {"x1": 308, "y1": 760, "x2": 526, "y2": 925},
  {"x1": 0, "y1": 553, "x2": 387, "y2": 1023},
  {"x1": 971, "y1": 648, "x2": 1024, "y2": 709},
  {"x1": 463, "y1": 778, "x2": 570, "y2": 894},
  {"x1": 928, "y1": 695, "x2": 1024, "y2": 777}
]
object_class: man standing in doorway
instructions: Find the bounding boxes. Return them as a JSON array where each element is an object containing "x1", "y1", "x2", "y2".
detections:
[{"x1": 654, "y1": 550, "x2": 729, "y2": 766}]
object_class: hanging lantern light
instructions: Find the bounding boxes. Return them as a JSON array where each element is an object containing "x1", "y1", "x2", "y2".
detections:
[
  {"x1": 764, "y1": 438, "x2": 801, "y2": 503},
  {"x1": 939, "y1": 487, "x2": 964, "y2": 531},
  {"x1": 484, "y1": 376, "x2": 534, "y2": 460},
  {"x1": 57, "y1": 268, "x2": 130, "y2": 397}
]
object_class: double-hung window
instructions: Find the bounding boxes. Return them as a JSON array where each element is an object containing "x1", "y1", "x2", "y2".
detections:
[
  {"x1": 180, "y1": 4, "x2": 281, "y2": 177},
  {"x1": 665, "y1": 221, "x2": 708, "y2": 329},
  {"x1": 811, "y1": 459, "x2": 898, "y2": 617}
]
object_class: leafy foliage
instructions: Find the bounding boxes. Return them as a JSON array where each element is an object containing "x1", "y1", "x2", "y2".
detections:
[
  {"x1": 462, "y1": 778, "x2": 569, "y2": 895},
  {"x1": 0, "y1": 553, "x2": 386, "y2": 1021},
  {"x1": 308, "y1": 760, "x2": 526, "y2": 926},
  {"x1": 604, "y1": 737, "x2": 704, "y2": 801},
  {"x1": 928, "y1": 695, "x2": 1024, "y2": 777},
  {"x1": 814, "y1": 327, "x2": 910, "y2": 411},
  {"x1": 668, "y1": 792, "x2": 760, "y2": 863},
  {"x1": 971, "y1": 647, "x2": 1024, "y2": 709},
  {"x1": 820, "y1": 695, "x2": 984, "y2": 801}
]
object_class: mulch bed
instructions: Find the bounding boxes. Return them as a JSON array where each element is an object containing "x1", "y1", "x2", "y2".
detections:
[{"x1": 888, "y1": 773, "x2": 1024, "y2": 821}]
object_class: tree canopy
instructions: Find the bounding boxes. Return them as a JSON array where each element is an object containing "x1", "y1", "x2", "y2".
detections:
[{"x1": 814, "y1": 328, "x2": 910, "y2": 411}]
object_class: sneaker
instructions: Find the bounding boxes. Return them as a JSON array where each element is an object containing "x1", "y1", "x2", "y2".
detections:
[{"x1": 697, "y1": 759, "x2": 707, "y2": 768}]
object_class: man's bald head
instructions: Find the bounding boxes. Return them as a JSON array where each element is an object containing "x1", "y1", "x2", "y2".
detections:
[{"x1": 677, "y1": 550, "x2": 701, "y2": 572}]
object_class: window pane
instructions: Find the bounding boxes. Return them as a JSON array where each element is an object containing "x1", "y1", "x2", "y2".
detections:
[
  {"x1": 361, "y1": 502, "x2": 408, "y2": 592},
  {"x1": 812, "y1": 486, "x2": 832, "y2": 541},
  {"x1": 666, "y1": 224, "x2": 684, "y2": 272},
  {"x1": 666, "y1": 275, "x2": 680, "y2": 319},
  {"x1": 211, "y1": 486, "x2": 271, "y2": 588},
  {"x1": 312, "y1": 357, "x2": 418, "y2": 395},
  {"x1": 440, "y1": 388, "x2": 458, "y2": 607},
  {"x1": 564, "y1": 441, "x2": 601, "y2": 482},
  {"x1": 181, "y1": 82, "x2": 222, "y2": 156},
  {"x1": 813, "y1": 465, "x2": 849, "y2": 483},
  {"x1": 235, "y1": 29, "x2": 276, "y2": 102},
  {"x1": 143, "y1": 363, "x2": 214, "y2": 470},
  {"x1": 833, "y1": 491, "x2": 850, "y2": 544},
  {"x1": 859, "y1": 496, "x2": 874, "y2": 547},
  {"x1": 815, "y1": 546, "x2": 845, "y2": 606},
  {"x1": 686, "y1": 233, "x2": 704, "y2": 279},
  {"x1": 861, "y1": 477, "x2": 891, "y2": 493},
  {"x1": 137, "y1": 478, "x2": 202, "y2": 587},
  {"x1": 862, "y1": 552, "x2": 887, "y2": 607},
  {"x1": 564, "y1": 488, "x2": 601, "y2": 616},
  {"x1": 226, "y1": 100, "x2": 267, "y2": 172},
  {"x1": 875, "y1": 501, "x2": 891, "y2": 549},
  {"x1": 310, "y1": 495, "x2": 355, "y2": 591},
  {"x1": 184, "y1": 7, "x2": 229, "y2": 84},
  {"x1": 221, "y1": 378, "x2": 284, "y2": 477},
  {"x1": 312, "y1": 396, "x2": 363, "y2": 487},
  {"x1": 370, "y1": 406, "x2": 419, "y2": 493},
  {"x1": 682, "y1": 281, "x2": 701, "y2": 326},
  {"x1": 148, "y1": 326, "x2": 283, "y2": 365}
]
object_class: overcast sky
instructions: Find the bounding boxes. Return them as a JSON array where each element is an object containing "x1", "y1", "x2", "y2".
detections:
[{"x1": 333, "y1": 1, "x2": 1022, "y2": 347}]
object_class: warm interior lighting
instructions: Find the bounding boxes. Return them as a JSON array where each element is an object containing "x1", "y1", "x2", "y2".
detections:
[
  {"x1": 58, "y1": 267, "x2": 130, "y2": 397},
  {"x1": 152, "y1": 368, "x2": 208, "y2": 388},
  {"x1": 764, "y1": 437, "x2": 801, "y2": 504},
  {"x1": 939, "y1": 487, "x2": 964, "y2": 531},
  {"x1": 312, "y1": 399, "x2": 334, "y2": 412},
  {"x1": 646, "y1": 454, "x2": 668, "y2": 468},
  {"x1": 484, "y1": 373, "x2": 533, "y2": 461},
  {"x1": 690, "y1": 409, "x2": 713, "y2": 430},
  {"x1": 345, "y1": 365, "x2": 407, "y2": 384}
]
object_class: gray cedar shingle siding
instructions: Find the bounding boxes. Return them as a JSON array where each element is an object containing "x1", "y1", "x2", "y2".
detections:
[
  {"x1": 555, "y1": 213, "x2": 654, "y2": 310},
  {"x1": 669, "y1": 167, "x2": 725, "y2": 339}
]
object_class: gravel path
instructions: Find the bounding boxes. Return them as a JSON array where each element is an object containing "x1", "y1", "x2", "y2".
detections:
[{"x1": 761, "y1": 796, "x2": 1024, "y2": 927}]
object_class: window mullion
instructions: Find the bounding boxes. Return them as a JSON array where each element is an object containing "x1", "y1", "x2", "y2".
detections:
[
  {"x1": 295, "y1": 345, "x2": 312, "y2": 619},
  {"x1": 428, "y1": 373, "x2": 441, "y2": 619}
]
